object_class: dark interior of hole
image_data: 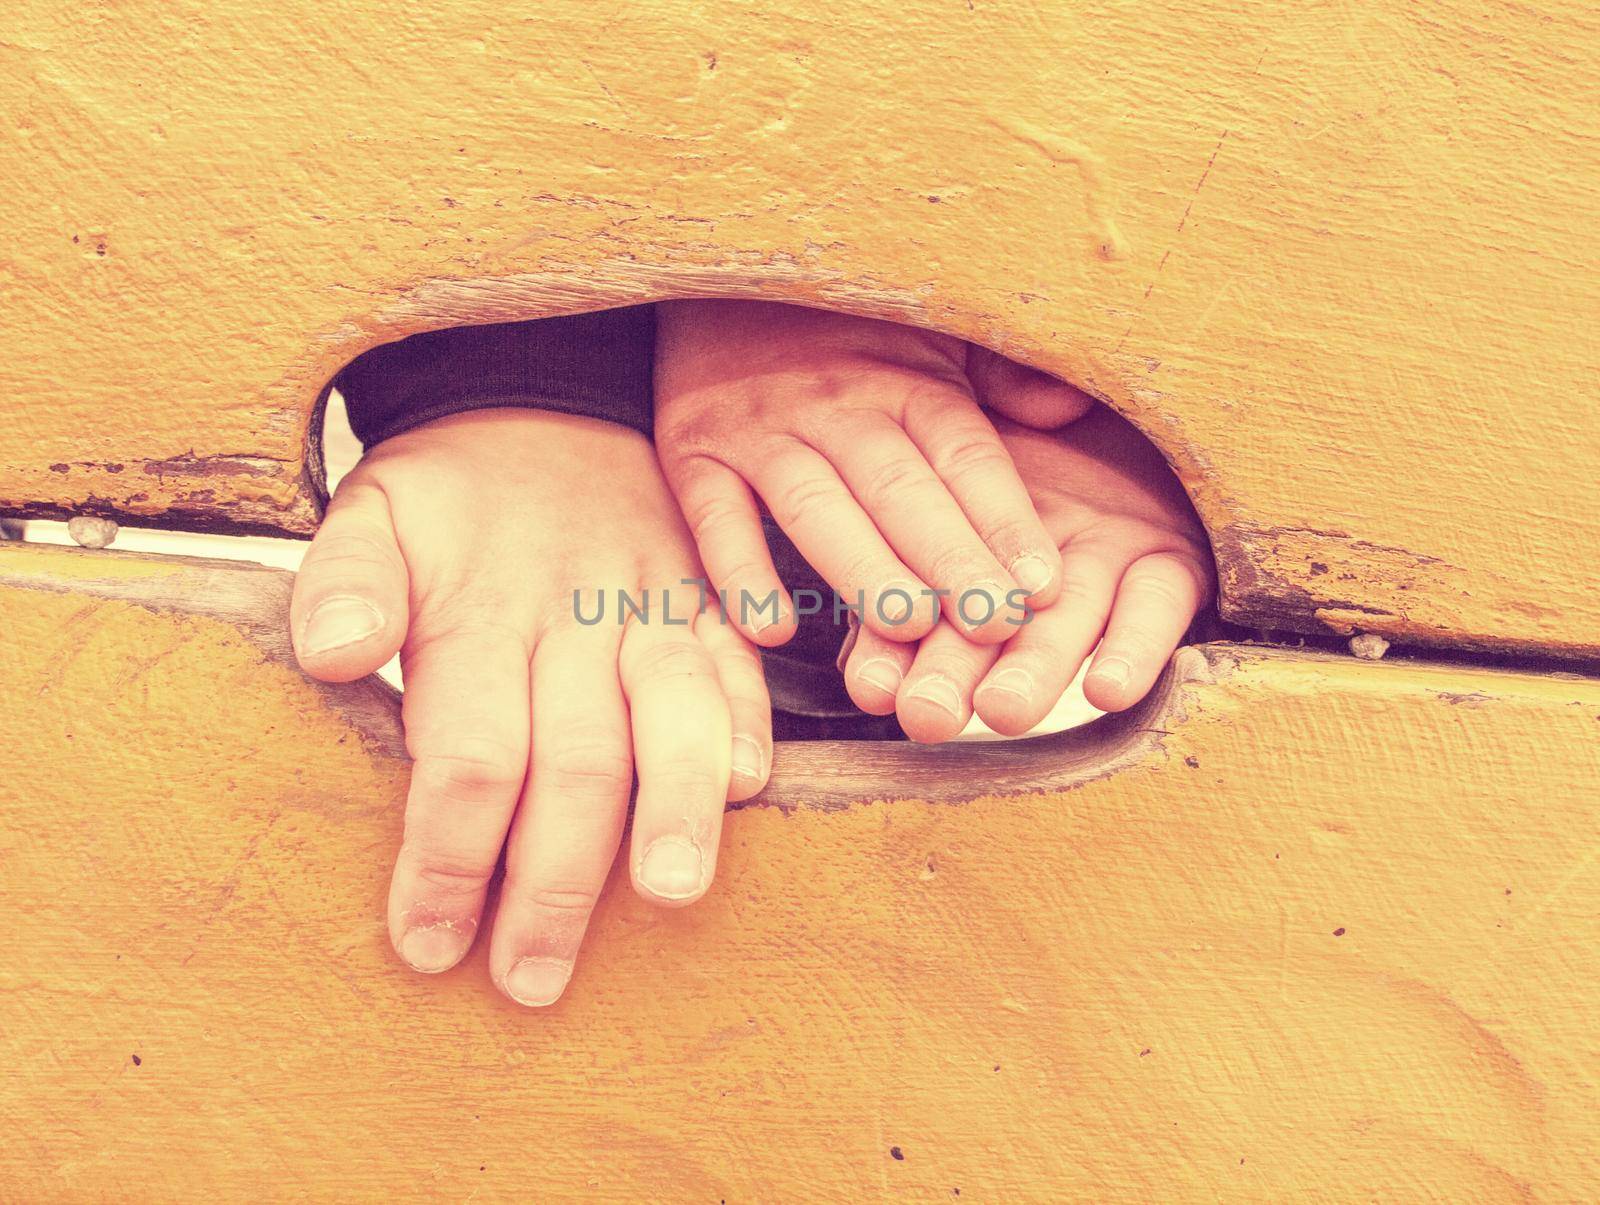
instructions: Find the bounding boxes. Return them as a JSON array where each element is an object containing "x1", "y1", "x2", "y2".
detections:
[{"x1": 318, "y1": 302, "x2": 1269, "y2": 743}]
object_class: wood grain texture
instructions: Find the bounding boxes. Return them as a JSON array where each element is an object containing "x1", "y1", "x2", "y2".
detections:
[
  {"x1": 2, "y1": 1, "x2": 1598, "y2": 654},
  {"x1": 2, "y1": 542, "x2": 1598, "y2": 1199}
]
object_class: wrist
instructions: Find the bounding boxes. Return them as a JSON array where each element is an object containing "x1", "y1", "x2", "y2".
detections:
[
  {"x1": 403, "y1": 405, "x2": 652, "y2": 453},
  {"x1": 338, "y1": 308, "x2": 656, "y2": 449}
]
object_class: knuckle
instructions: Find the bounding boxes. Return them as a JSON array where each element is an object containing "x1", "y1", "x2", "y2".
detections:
[
  {"x1": 768, "y1": 472, "x2": 839, "y2": 530},
  {"x1": 644, "y1": 747, "x2": 723, "y2": 792},
  {"x1": 930, "y1": 429, "x2": 1010, "y2": 481},
  {"x1": 896, "y1": 373, "x2": 968, "y2": 415},
  {"x1": 710, "y1": 558, "x2": 769, "y2": 593},
  {"x1": 925, "y1": 544, "x2": 994, "y2": 590},
  {"x1": 752, "y1": 369, "x2": 853, "y2": 416},
  {"x1": 503, "y1": 880, "x2": 601, "y2": 917},
  {"x1": 413, "y1": 741, "x2": 526, "y2": 805},
  {"x1": 717, "y1": 655, "x2": 770, "y2": 700},
  {"x1": 1125, "y1": 567, "x2": 1193, "y2": 612},
  {"x1": 307, "y1": 530, "x2": 402, "y2": 576},
  {"x1": 859, "y1": 456, "x2": 933, "y2": 514},
  {"x1": 991, "y1": 518, "x2": 1049, "y2": 561},
  {"x1": 657, "y1": 412, "x2": 717, "y2": 454},
  {"x1": 683, "y1": 490, "x2": 745, "y2": 545},
  {"x1": 648, "y1": 761, "x2": 722, "y2": 801},
  {"x1": 405, "y1": 616, "x2": 532, "y2": 666},
  {"x1": 798, "y1": 371, "x2": 854, "y2": 407},
  {"x1": 631, "y1": 638, "x2": 711, "y2": 685},
  {"x1": 405, "y1": 852, "x2": 493, "y2": 902},
  {"x1": 539, "y1": 735, "x2": 633, "y2": 796},
  {"x1": 837, "y1": 549, "x2": 893, "y2": 594}
]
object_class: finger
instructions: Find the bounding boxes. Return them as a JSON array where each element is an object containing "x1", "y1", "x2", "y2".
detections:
[
  {"x1": 901, "y1": 388, "x2": 1064, "y2": 617},
  {"x1": 896, "y1": 621, "x2": 1002, "y2": 745},
  {"x1": 695, "y1": 606, "x2": 773, "y2": 802},
  {"x1": 973, "y1": 551, "x2": 1119, "y2": 736},
  {"x1": 1084, "y1": 551, "x2": 1209, "y2": 712},
  {"x1": 823, "y1": 415, "x2": 1028, "y2": 644},
  {"x1": 662, "y1": 452, "x2": 796, "y2": 647},
  {"x1": 753, "y1": 442, "x2": 937, "y2": 642},
  {"x1": 387, "y1": 626, "x2": 531, "y2": 975},
  {"x1": 290, "y1": 474, "x2": 409, "y2": 682},
  {"x1": 490, "y1": 627, "x2": 632, "y2": 1008},
  {"x1": 842, "y1": 624, "x2": 917, "y2": 716},
  {"x1": 966, "y1": 345, "x2": 1097, "y2": 430},
  {"x1": 619, "y1": 619, "x2": 732, "y2": 907}
]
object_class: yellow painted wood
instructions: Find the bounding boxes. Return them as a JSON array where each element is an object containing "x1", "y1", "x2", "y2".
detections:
[
  {"x1": 3, "y1": 542, "x2": 1598, "y2": 1198},
  {"x1": 2, "y1": 1, "x2": 1598, "y2": 654}
]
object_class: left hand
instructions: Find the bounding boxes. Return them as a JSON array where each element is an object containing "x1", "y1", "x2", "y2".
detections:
[
  {"x1": 290, "y1": 410, "x2": 771, "y2": 1007},
  {"x1": 840, "y1": 407, "x2": 1214, "y2": 742}
]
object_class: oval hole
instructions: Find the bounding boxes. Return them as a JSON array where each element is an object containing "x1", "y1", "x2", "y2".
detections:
[{"x1": 308, "y1": 302, "x2": 1220, "y2": 744}]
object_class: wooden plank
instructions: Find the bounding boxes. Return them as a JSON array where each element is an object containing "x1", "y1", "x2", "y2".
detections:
[
  {"x1": 2, "y1": 542, "x2": 1597, "y2": 1197},
  {"x1": 3, "y1": 1, "x2": 1598, "y2": 654}
]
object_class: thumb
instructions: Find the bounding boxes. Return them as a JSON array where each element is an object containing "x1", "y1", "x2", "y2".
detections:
[
  {"x1": 291, "y1": 474, "x2": 409, "y2": 683},
  {"x1": 967, "y1": 345, "x2": 1097, "y2": 430}
]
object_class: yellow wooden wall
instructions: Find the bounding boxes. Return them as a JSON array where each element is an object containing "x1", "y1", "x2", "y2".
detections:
[
  {"x1": 2, "y1": 543, "x2": 1599, "y2": 1198},
  {"x1": 2, "y1": 0, "x2": 1597, "y2": 653},
  {"x1": 2, "y1": 0, "x2": 1599, "y2": 1198}
]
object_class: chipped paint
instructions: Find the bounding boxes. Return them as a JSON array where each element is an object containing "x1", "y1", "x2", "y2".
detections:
[{"x1": 0, "y1": 0, "x2": 1594, "y2": 655}]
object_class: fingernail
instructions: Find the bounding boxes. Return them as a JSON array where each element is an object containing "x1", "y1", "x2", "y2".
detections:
[
  {"x1": 1010, "y1": 554, "x2": 1053, "y2": 595},
  {"x1": 504, "y1": 956, "x2": 573, "y2": 1007},
  {"x1": 857, "y1": 657, "x2": 903, "y2": 695},
  {"x1": 302, "y1": 595, "x2": 383, "y2": 655},
  {"x1": 397, "y1": 923, "x2": 472, "y2": 974},
  {"x1": 960, "y1": 582, "x2": 1008, "y2": 629},
  {"x1": 731, "y1": 735, "x2": 765, "y2": 784},
  {"x1": 1090, "y1": 657, "x2": 1131, "y2": 689},
  {"x1": 638, "y1": 836, "x2": 705, "y2": 901},
  {"x1": 878, "y1": 586, "x2": 916, "y2": 625},
  {"x1": 750, "y1": 605, "x2": 787, "y2": 636},
  {"x1": 907, "y1": 675, "x2": 963, "y2": 719},
  {"x1": 979, "y1": 667, "x2": 1035, "y2": 703}
]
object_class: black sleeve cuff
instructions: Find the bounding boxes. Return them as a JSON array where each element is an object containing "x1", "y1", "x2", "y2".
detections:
[{"x1": 335, "y1": 305, "x2": 655, "y2": 448}]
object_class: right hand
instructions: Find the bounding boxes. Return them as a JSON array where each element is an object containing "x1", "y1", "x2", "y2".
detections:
[
  {"x1": 653, "y1": 301, "x2": 1097, "y2": 648},
  {"x1": 289, "y1": 409, "x2": 771, "y2": 1008}
]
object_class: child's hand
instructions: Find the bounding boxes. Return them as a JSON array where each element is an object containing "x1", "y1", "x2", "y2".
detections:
[
  {"x1": 654, "y1": 301, "x2": 1097, "y2": 647},
  {"x1": 841, "y1": 407, "x2": 1213, "y2": 743},
  {"x1": 289, "y1": 410, "x2": 771, "y2": 1007}
]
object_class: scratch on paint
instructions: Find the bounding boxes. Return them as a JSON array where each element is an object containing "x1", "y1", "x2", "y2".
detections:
[
  {"x1": 1116, "y1": 128, "x2": 1229, "y2": 352},
  {"x1": 580, "y1": 58, "x2": 629, "y2": 115},
  {"x1": 1177, "y1": 129, "x2": 1229, "y2": 236},
  {"x1": 1523, "y1": 844, "x2": 1600, "y2": 924}
]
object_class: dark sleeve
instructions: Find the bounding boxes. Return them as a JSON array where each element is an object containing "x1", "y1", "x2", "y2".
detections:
[{"x1": 335, "y1": 305, "x2": 655, "y2": 448}]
